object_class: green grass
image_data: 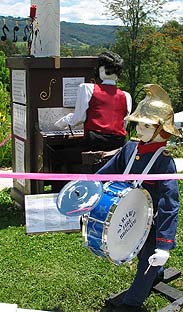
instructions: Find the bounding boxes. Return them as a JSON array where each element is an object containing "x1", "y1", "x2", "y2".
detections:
[{"x1": 0, "y1": 183, "x2": 183, "y2": 312}]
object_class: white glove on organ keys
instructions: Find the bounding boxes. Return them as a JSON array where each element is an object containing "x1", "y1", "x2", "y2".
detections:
[{"x1": 148, "y1": 248, "x2": 170, "y2": 266}]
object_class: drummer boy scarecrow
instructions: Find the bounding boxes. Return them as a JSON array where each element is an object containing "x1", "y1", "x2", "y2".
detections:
[{"x1": 97, "y1": 84, "x2": 180, "y2": 312}]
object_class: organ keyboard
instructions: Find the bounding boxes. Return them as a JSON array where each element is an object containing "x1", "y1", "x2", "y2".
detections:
[{"x1": 40, "y1": 129, "x2": 84, "y2": 137}]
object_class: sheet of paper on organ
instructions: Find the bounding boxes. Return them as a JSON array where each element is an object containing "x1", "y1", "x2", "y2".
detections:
[{"x1": 38, "y1": 107, "x2": 83, "y2": 131}]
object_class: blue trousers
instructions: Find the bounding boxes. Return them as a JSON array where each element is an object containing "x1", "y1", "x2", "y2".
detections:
[{"x1": 122, "y1": 238, "x2": 163, "y2": 307}]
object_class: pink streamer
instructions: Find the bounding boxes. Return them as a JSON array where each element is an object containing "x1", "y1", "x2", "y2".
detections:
[
  {"x1": 0, "y1": 172, "x2": 183, "y2": 181},
  {"x1": 0, "y1": 134, "x2": 12, "y2": 148}
]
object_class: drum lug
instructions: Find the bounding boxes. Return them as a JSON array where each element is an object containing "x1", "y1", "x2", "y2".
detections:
[
  {"x1": 102, "y1": 226, "x2": 108, "y2": 243},
  {"x1": 109, "y1": 204, "x2": 117, "y2": 214},
  {"x1": 119, "y1": 188, "x2": 131, "y2": 198},
  {"x1": 105, "y1": 204, "x2": 117, "y2": 224},
  {"x1": 82, "y1": 214, "x2": 88, "y2": 241},
  {"x1": 101, "y1": 241, "x2": 107, "y2": 251}
]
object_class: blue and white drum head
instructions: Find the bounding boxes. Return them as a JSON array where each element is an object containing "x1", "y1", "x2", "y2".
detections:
[{"x1": 56, "y1": 180, "x2": 103, "y2": 217}]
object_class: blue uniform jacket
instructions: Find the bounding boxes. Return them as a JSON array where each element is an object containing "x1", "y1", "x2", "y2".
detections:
[{"x1": 97, "y1": 140, "x2": 180, "y2": 250}]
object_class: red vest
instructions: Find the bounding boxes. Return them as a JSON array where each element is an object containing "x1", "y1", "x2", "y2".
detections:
[{"x1": 84, "y1": 84, "x2": 128, "y2": 136}]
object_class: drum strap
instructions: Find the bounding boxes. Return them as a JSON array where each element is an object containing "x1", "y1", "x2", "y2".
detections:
[
  {"x1": 124, "y1": 146, "x2": 166, "y2": 187},
  {"x1": 123, "y1": 146, "x2": 138, "y2": 175}
]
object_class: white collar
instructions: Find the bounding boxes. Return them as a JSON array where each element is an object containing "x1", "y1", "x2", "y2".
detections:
[{"x1": 102, "y1": 80, "x2": 116, "y2": 85}]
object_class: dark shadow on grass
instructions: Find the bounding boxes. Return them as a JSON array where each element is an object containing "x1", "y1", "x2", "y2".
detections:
[
  {"x1": 99, "y1": 304, "x2": 113, "y2": 312},
  {"x1": 98, "y1": 300, "x2": 114, "y2": 312},
  {"x1": 0, "y1": 188, "x2": 25, "y2": 229},
  {"x1": 0, "y1": 208, "x2": 25, "y2": 229},
  {"x1": 0, "y1": 206, "x2": 25, "y2": 229}
]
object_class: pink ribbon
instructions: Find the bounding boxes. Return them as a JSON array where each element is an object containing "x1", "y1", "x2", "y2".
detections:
[
  {"x1": 0, "y1": 134, "x2": 12, "y2": 148},
  {"x1": 0, "y1": 172, "x2": 183, "y2": 181}
]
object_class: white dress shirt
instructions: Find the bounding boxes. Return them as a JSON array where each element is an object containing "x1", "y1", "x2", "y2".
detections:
[{"x1": 55, "y1": 80, "x2": 132, "y2": 130}]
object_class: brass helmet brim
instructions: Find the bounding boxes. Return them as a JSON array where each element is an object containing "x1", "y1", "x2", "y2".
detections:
[{"x1": 125, "y1": 84, "x2": 181, "y2": 137}]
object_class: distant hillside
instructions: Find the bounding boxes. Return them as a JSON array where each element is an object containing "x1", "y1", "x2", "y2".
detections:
[
  {"x1": 0, "y1": 16, "x2": 117, "y2": 46},
  {"x1": 61, "y1": 21, "x2": 117, "y2": 46}
]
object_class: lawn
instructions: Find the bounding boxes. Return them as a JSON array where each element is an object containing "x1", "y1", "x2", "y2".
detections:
[{"x1": 0, "y1": 183, "x2": 183, "y2": 312}]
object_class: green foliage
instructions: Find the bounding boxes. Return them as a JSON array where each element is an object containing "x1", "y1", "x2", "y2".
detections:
[
  {"x1": 60, "y1": 45, "x2": 73, "y2": 57},
  {"x1": 14, "y1": 41, "x2": 30, "y2": 56},
  {"x1": 0, "y1": 50, "x2": 10, "y2": 87},
  {"x1": 65, "y1": 44, "x2": 111, "y2": 57},
  {"x1": 139, "y1": 31, "x2": 183, "y2": 111},
  {"x1": 167, "y1": 136, "x2": 183, "y2": 158},
  {"x1": 161, "y1": 20, "x2": 183, "y2": 38},
  {"x1": 0, "y1": 81, "x2": 10, "y2": 114},
  {"x1": 115, "y1": 23, "x2": 183, "y2": 111},
  {"x1": 0, "y1": 39, "x2": 19, "y2": 57},
  {"x1": 0, "y1": 188, "x2": 24, "y2": 228},
  {"x1": 0, "y1": 188, "x2": 14, "y2": 210},
  {"x1": 0, "y1": 51, "x2": 12, "y2": 167}
]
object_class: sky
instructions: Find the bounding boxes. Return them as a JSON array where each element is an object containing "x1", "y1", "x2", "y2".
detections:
[{"x1": 0, "y1": 0, "x2": 182, "y2": 26}]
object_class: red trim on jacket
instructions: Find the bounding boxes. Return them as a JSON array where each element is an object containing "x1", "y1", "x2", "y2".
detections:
[{"x1": 156, "y1": 238, "x2": 174, "y2": 243}]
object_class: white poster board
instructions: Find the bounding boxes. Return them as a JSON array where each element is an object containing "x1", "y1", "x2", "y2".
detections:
[
  {"x1": 63, "y1": 77, "x2": 85, "y2": 107},
  {"x1": 0, "y1": 303, "x2": 17, "y2": 312},
  {"x1": 0, "y1": 303, "x2": 51, "y2": 312},
  {"x1": 25, "y1": 193, "x2": 80, "y2": 234},
  {"x1": 12, "y1": 70, "x2": 26, "y2": 104},
  {"x1": 15, "y1": 138, "x2": 25, "y2": 187},
  {"x1": 13, "y1": 103, "x2": 27, "y2": 139}
]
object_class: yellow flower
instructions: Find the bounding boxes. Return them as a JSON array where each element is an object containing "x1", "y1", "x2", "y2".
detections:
[{"x1": 0, "y1": 112, "x2": 6, "y2": 123}]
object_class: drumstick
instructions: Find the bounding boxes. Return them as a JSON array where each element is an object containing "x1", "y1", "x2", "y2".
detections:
[{"x1": 144, "y1": 259, "x2": 155, "y2": 275}]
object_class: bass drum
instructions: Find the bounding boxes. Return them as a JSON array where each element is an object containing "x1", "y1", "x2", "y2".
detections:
[{"x1": 82, "y1": 181, "x2": 153, "y2": 265}]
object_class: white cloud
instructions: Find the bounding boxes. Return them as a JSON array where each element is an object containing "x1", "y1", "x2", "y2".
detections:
[
  {"x1": 60, "y1": 0, "x2": 120, "y2": 25},
  {"x1": 161, "y1": 1, "x2": 183, "y2": 22},
  {"x1": 0, "y1": 0, "x2": 182, "y2": 25},
  {"x1": 0, "y1": 1, "x2": 30, "y2": 18},
  {"x1": 0, "y1": 0, "x2": 120, "y2": 25}
]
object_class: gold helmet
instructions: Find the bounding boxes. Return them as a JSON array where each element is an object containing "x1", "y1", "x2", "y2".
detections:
[{"x1": 125, "y1": 84, "x2": 180, "y2": 137}]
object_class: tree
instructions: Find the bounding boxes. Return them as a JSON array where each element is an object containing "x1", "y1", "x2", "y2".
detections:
[
  {"x1": 139, "y1": 31, "x2": 183, "y2": 111},
  {"x1": 100, "y1": 0, "x2": 170, "y2": 108},
  {"x1": 0, "y1": 39, "x2": 19, "y2": 57},
  {"x1": 160, "y1": 20, "x2": 183, "y2": 38},
  {"x1": 160, "y1": 20, "x2": 183, "y2": 112}
]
